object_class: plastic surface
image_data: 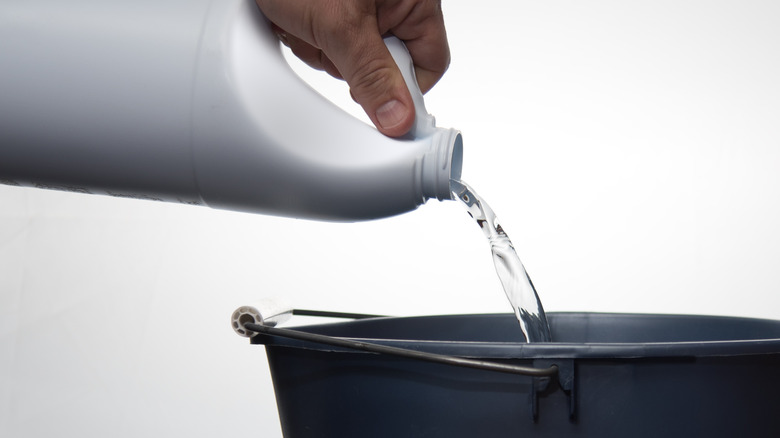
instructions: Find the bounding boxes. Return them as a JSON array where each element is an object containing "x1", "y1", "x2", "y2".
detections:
[
  {"x1": 384, "y1": 37, "x2": 437, "y2": 139},
  {"x1": 0, "y1": 0, "x2": 462, "y2": 221},
  {"x1": 231, "y1": 299, "x2": 294, "y2": 337},
  {"x1": 252, "y1": 312, "x2": 780, "y2": 437}
]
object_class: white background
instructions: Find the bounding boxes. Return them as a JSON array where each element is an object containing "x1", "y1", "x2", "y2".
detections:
[{"x1": 2, "y1": 1, "x2": 779, "y2": 436}]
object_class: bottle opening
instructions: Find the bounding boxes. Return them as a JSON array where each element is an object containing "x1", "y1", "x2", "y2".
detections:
[{"x1": 450, "y1": 133, "x2": 463, "y2": 182}]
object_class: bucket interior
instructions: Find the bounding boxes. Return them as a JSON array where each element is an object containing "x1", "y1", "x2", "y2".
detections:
[{"x1": 261, "y1": 311, "x2": 780, "y2": 346}]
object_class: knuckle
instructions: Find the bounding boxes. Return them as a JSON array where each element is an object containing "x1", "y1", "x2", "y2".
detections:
[
  {"x1": 310, "y1": 2, "x2": 367, "y2": 51},
  {"x1": 348, "y1": 57, "x2": 397, "y2": 103}
]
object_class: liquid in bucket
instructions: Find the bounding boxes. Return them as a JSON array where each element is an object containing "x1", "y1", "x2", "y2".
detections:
[{"x1": 451, "y1": 180, "x2": 552, "y2": 342}]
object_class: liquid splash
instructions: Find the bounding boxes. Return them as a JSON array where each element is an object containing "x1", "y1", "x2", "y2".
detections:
[{"x1": 451, "y1": 180, "x2": 552, "y2": 342}]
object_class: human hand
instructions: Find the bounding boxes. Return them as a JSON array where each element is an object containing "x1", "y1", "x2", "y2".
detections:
[{"x1": 255, "y1": 0, "x2": 450, "y2": 138}]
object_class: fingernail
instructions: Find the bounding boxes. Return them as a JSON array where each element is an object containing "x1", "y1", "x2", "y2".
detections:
[{"x1": 375, "y1": 100, "x2": 407, "y2": 130}]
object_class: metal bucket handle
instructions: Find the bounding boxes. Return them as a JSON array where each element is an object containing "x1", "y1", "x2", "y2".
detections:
[{"x1": 242, "y1": 309, "x2": 558, "y2": 378}]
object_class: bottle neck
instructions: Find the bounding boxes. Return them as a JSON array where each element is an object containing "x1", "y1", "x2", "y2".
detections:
[{"x1": 421, "y1": 127, "x2": 463, "y2": 202}]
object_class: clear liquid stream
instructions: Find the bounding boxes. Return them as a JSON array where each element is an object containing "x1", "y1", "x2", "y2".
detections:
[{"x1": 451, "y1": 180, "x2": 552, "y2": 343}]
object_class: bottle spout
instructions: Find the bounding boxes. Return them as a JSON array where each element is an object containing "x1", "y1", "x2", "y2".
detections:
[{"x1": 425, "y1": 128, "x2": 463, "y2": 201}]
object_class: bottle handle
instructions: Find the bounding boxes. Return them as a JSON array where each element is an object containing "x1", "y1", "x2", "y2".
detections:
[{"x1": 384, "y1": 36, "x2": 437, "y2": 139}]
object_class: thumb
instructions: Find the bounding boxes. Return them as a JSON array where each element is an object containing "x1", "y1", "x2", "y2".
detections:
[{"x1": 327, "y1": 34, "x2": 415, "y2": 138}]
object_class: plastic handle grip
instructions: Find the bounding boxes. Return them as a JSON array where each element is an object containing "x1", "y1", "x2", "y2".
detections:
[{"x1": 384, "y1": 36, "x2": 437, "y2": 139}]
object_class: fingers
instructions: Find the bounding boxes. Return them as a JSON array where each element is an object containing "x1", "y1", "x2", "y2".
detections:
[
  {"x1": 271, "y1": 24, "x2": 342, "y2": 79},
  {"x1": 377, "y1": 0, "x2": 450, "y2": 94},
  {"x1": 255, "y1": 0, "x2": 449, "y2": 138},
  {"x1": 318, "y1": 20, "x2": 416, "y2": 137}
]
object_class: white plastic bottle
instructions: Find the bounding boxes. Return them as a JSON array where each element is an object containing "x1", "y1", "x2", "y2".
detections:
[{"x1": 0, "y1": 0, "x2": 462, "y2": 221}]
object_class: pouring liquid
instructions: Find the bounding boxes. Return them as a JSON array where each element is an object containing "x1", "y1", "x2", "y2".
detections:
[{"x1": 451, "y1": 180, "x2": 552, "y2": 342}]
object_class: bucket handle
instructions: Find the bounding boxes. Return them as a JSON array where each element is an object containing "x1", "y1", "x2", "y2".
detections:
[{"x1": 242, "y1": 309, "x2": 558, "y2": 378}]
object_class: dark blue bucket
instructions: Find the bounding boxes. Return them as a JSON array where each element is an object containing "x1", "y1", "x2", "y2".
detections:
[{"x1": 249, "y1": 312, "x2": 780, "y2": 437}]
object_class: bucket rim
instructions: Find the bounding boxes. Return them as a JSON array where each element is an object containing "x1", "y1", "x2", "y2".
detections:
[{"x1": 251, "y1": 312, "x2": 780, "y2": 360}]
